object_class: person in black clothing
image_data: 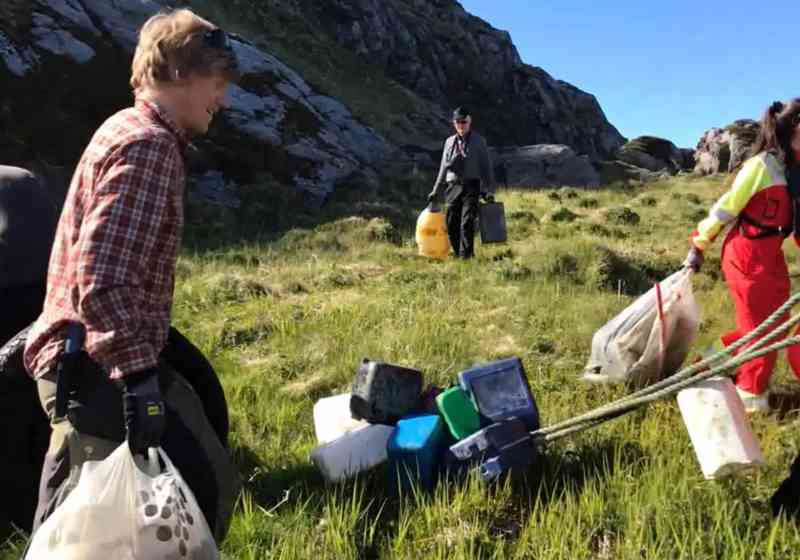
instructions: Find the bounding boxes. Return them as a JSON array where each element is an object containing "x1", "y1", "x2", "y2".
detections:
[
  {"x1": 0, "y1": 165, "x2": 57, "y2": 345},
  {"x1": 428, "y1": 107, "x2": 495, "y2": 259},
  {"x1": 0, "y1": 165, "x2": 57, "y2": 538}
]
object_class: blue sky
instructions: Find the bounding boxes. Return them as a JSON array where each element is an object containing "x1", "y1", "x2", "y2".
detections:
[{"x1": 459, "y1": 0, "x2": 799, "y2": 148}]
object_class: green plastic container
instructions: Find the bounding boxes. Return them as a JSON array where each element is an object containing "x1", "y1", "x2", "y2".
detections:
[{"x1": 436, "y1": 386, "x2": 481, "y2": 440}]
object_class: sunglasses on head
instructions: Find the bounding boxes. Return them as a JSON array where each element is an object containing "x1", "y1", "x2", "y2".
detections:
[{"x1": 202, "y1": 28, "x2": 233, "y2": 51}]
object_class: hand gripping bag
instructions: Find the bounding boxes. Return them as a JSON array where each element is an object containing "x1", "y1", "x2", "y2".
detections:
[
  {"x1": 582, "y1": 268, "x2": 700, "y2": 388},
  {"x1": 25, "y1": 443, "x2": 218, "y2": 560}
]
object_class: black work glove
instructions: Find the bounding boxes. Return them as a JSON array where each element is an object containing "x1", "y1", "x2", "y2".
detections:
[
  {"x1": 683, "y1": 246, "x2": 704, "y2": 272},
  {"x1": 121, "y1": 368, "x2": 166, "y2": 455}
]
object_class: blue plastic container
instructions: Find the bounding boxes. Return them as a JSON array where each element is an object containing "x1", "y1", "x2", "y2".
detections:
[
  {"x1": 458, "y1": 357, "x2": 539, "y2": 430},
  {"x1": 387, "y1": 414, "x2": 446, "y2": 493}
]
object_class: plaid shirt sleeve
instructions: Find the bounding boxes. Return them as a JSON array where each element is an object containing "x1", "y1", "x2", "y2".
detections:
[{"x1": 77, "y1": 135, "x2": 181, "y2": 379}]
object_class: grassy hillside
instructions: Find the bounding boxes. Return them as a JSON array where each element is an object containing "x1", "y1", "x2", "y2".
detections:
[{"x1": 6, "y1": 174, "x2": 800, "y2": 558}]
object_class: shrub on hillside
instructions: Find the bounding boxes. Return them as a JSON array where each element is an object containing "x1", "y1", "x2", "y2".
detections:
[
  {"x1": 220, "y1": 318, "x2": 275, "y2": 347},
  {"x1": 549, "y1": 207, "x2": 580, "y2": 223},
  {"x1": 365, "y1": 218, "x2": 402, "y2": 245},
  {"x1": 559, "y1": 187, "x2": 580, "y2": 199},
  {"x1": 587, "y1": 246, "x2": 650, "y2": 295},
  {"x1": 586, "y1": 245, "x2": 676, "y2": 295},
  {"x1": 543, "y1": 253, "x2": 580, "y2": 282},
  {"x1": 495, "y1": 260, "x2": 533, "y2": 281},
  {"x1": 605, "y1": 206, "x2": 640, "y2": 226},
  {"x1": 205, "y1": 273, "x2": 274, "y2": 304},
  {"x1": 684, "y1": 208, "x2": 707, "y2": 223},
  {"x1": 508, "y1": 210, "x2": 540, "y2": 225}
]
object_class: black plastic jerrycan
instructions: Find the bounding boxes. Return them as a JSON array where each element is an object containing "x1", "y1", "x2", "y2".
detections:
[
  {"x1": 478, "y1": 200, "x2": 507, "y2": 243},
  {"x1": 350, "y1": 359, "x2": 424, "y2": 424}
]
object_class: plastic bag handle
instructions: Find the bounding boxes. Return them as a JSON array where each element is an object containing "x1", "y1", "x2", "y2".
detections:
[
  {"x1": 146, "y1": 447, "x2": 160, "y2": 477},
  {"x1": 153, "y1": 447, "x2": 180, "y2": 477},
  {"x1": 133, "y1": 446, "x2": 174, "y2": 478},
  {"x1": 655, "y1": 280, "x2": 667, "y2": 374}
]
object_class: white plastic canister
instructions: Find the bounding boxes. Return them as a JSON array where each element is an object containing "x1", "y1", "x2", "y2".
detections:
[
  {"x1": 313, "y1": 393, "x2": 369, "y2": 444},
  {"x1": 676, "y1": 376, "x2": 765, "y2": 479},
  {"x1": 310, "y1": 424, "x2": 394, "y2": 482}
]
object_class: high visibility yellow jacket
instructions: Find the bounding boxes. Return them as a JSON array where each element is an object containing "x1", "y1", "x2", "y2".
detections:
[{"x1": 692, "y1": 152, "x2": 792, "y2": 252}]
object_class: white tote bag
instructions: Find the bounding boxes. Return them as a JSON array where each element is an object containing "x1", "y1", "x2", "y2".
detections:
[{"x1": 25, "y1": 443, "x2": 218, "y2": 560}]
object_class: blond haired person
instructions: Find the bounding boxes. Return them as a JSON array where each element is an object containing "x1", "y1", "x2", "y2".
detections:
[{"x1": 24, "y1": 9, "x2": 239, "y2": 541}]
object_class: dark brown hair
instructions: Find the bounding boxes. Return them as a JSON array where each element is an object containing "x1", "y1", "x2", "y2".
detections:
[{"x1": 750, "y1": 98, "x2": 800, "y2": 166}]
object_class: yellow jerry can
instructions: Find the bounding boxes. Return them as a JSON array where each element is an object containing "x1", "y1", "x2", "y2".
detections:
[{"x1": 416, "y1": 205, "x2": 450, "y2": 259}]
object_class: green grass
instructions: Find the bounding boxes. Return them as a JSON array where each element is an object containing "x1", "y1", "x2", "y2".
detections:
[{"x1": 6, "y1": 174, "x2": 800, "y2": 558}]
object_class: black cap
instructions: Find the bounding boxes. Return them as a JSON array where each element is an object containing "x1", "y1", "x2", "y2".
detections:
[{"x1": 452, "y1": 106, "x2": 471, "y2": 120}]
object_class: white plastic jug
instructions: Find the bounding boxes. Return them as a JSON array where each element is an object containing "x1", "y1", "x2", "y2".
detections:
[
  {"x1": 314, "y1": 393, "x2": 369, "y2": 444},
  {"x1": 310, "y1": 424, "x2": 394, "y2": 482},
  {"x1": 677, "y1": 376, "x2": 765, "y2": 479}
]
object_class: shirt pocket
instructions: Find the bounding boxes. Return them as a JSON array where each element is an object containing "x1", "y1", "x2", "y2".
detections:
[{"x1": 761, "y1": 197, "x2": 780, "y2": 220}]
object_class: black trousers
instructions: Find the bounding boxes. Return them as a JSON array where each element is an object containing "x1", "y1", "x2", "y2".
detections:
[{"x1": 445, "y1": 179, "x2": 480, "y2": 258}]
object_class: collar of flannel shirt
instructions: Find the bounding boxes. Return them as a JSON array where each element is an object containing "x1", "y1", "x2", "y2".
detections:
[{"x1": 135, "y1": 98, "x2": 191, "y2": 153}]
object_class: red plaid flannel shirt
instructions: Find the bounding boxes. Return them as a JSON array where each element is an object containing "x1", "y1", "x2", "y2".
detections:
[{"x1": 24, "y1": 99, "x2": 187, "y2": 380}]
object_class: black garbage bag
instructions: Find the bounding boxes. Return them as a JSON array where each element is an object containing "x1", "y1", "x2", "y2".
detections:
[
  {"x1": 772, "y1": 453, "x2": 800, "y2": 519},
  {"x1": 163, "y1": 327, "x2": 230, "y2": 447}
]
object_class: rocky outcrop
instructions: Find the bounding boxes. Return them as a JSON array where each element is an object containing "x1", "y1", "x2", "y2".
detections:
[
  {"x1": 0, "y1": 0, "x2": 391, "y2": 204},
  {"x1": 597, "y1": 160, "x2": 669, "y2": 184},
  {"x1": 615, "y1": 136, "x2": 689, "y2": 174},
  {"x1": 694, "y1": 128, "x2": 729, "y2": 175},
  {"x1": 726, "y1": 119, "x2": 760, "y2": 172},
  {"x1": 694, "y1": 119, "x2": 760, "y2": 175},
  {"x1": 263, "y1": 0, "x2": 625, "y2": 160},
  {"x1": 679, "y1": 148, "x2": 695, "y2": 171},
  {"x1": 490, "y1": 145, "x2": 600, "y2": 188}
]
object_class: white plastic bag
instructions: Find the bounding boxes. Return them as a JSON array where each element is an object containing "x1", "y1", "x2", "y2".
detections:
[
  {"x1": 582, "y1": 268, "x2": 700, "y2": 387},
  {"x1": 25, "y1": 443, "x2": 218, "y2": 560}
]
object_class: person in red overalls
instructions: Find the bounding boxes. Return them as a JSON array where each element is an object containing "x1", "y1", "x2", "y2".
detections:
[{"x1": 685, "y1": 98, "x2": 800, "y2": 413}]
